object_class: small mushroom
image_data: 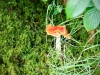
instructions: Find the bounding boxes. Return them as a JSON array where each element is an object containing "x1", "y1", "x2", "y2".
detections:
[{"x1": 46, "y1": 24, "x2": 71, "y2": 51}]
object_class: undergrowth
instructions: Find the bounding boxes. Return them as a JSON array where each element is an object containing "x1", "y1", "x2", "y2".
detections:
[{"x1": 0, "y1": 0, "x2": 100, "y2": 75}]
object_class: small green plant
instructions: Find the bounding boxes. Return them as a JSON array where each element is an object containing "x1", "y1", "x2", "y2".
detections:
[{"x1": 65, "y1": 0, "x2": 100, "y2": 31}]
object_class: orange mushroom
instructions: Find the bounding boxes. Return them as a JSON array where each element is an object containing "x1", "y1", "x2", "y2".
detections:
[{"x1": 46, "y1": 24, "x2": 71, "y2": 39}]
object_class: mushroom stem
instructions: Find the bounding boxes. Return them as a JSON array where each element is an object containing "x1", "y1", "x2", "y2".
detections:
[{"x1": 56, "y1": 36, "x2": 61, "y2": 51}]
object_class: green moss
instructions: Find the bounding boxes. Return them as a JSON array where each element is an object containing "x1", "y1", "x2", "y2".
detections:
[{"x1": 0, "y1": 0, "x2": 100, "y2": 75}]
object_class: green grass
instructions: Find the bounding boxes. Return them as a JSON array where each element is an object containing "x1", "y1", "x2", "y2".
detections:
[{"x1": 45, "y1": 0, "x2": 100, "y2": 75}]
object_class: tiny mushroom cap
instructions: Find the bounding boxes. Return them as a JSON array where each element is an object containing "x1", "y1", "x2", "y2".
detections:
[{"x1": 46, "y1": 24, "x2": 71, "y2": 39}]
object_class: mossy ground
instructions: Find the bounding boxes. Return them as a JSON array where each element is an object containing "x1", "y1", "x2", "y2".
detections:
[{"x1": 0, "y1": 0, "x2": 100, "y2": 75}]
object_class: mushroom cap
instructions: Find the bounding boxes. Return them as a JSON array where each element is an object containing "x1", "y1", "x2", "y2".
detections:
[
  {"x1": 63, "y1": 31, "x2": 71, "y2": 39},
  {"x1": 46, "y1": 24, "x2": 71, "y2": 39}
]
